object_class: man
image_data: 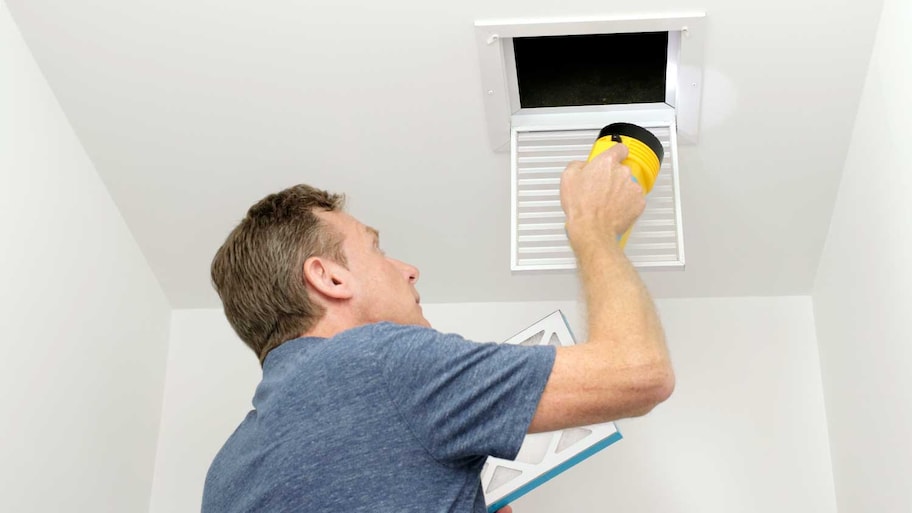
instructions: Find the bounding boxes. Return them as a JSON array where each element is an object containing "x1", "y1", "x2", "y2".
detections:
[{"x1": 202, "y1": 144, "x2": 674, "y2": 512}]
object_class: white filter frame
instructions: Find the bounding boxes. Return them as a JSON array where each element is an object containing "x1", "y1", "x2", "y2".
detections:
[{"x1": 481, "y1": 311, "x2": 622, "y2": 511}]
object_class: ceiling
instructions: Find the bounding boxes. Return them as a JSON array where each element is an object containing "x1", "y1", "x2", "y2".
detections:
[{"x1": 6, "y1": 0, "x2": 884, "y2": 308}]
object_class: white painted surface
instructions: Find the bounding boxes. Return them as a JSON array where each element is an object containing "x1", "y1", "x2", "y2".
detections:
[
  {"x1": 149, "y1": 309, "x2": 263, "y2": 513},
  {"x1": 3, "y1": 0, "x2": 884, "y2": 307},
  {"x1": 152, "y1": 297, "x2": 835, "y2": 512},
  {"x1": 0, "y1": 4, "x2": 172, "y2": 512},
  {"x1": 812, "y1": 0, "x2": 912, "y2": 510}
]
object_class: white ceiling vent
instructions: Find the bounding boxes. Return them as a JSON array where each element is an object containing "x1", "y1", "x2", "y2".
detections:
[
  {"x1": 474, "y1": 13, "x2": 704, "y2": 271},
  {"x1": 511, "y1": 108, "x2": 684, "y2": 270}
]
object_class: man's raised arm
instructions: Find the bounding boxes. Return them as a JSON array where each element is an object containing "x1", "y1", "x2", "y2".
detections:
[{"x1": 528, "y1": 143, "x2": 675, "y2": 434}]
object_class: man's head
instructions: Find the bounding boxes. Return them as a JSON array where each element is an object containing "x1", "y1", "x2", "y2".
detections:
[
  {"x1": 306, "y1": 209, "x2": 428, "y2": 331},
  {"x1": 211, "y1": 184, "x2": 428, "y2": 364}
]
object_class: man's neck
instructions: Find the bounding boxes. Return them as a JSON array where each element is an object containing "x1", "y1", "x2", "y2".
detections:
[{"x1": 300, "y1": 309, "x2": 363, "y2": 339}]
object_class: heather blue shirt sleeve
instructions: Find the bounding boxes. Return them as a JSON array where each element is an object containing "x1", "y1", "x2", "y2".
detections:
[{"x1": 371, "y1": 323, "x2": 556, "y2": 466}]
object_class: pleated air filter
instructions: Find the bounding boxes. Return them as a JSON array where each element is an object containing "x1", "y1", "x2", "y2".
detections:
[
  {"x1": 511, "y1": 122, "x2": 684, "y2": 271},
  {"x1": 481, "y1": 311, "x2": 622, "y2": 511}
]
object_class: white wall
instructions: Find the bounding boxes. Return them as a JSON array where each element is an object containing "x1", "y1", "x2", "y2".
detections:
[
  {"x1": 0, "y1": 4, "x2": 172, "y2": 512},
  {"x1": 152, "y1": 297, "x2": 836, "y2": 512},
  {"x1": 812, "y1": 0, "x2": 912, "y2": 511},
  {"x1": 149, "y1": 309, "x2": 261, "y2": 513}
]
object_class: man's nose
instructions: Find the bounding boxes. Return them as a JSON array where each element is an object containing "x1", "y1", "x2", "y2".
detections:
[{"x1": 395, "y1": 260, "x2": 420, "y2": 284}]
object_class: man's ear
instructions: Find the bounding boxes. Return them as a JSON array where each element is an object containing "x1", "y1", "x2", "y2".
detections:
[{"x1": 301, "y1": 256, "x2": 354, "y2": 300}]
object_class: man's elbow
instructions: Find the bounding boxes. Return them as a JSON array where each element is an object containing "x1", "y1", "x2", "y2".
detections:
[
  {"x1": 652, "y1": 364, "x2": 676, "y2": 405},
  {"x1": 630, "y1": 363, "x2": 675, "y2": 417}
]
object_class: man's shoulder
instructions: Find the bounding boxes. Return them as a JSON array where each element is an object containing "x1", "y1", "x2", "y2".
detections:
[
  {"x1": 267, "y1": 323, "x2": 488, "y2": 380},
  {"x1": 335, "y1": 322, "x2": 491, "y2": 368},
  {"x1": 336, "y1": 322, "x2": 462, "y2": 349},
  {"x1": 344, "y1": 321, "x2": 437, "y2": 337}
]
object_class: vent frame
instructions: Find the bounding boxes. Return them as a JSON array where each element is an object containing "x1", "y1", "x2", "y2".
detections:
[{"x1": 475, "y1": 13, "x2": 706, "y2": 151}]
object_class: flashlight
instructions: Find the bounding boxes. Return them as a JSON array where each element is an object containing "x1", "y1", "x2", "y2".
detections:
[{"x1": 587, "y1": 123, "x2": 665, "y2": 248}]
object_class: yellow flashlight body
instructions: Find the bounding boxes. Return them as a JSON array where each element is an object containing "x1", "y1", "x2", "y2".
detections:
[{"x1": 586, "y1": 123, "x2": 664, "y2": 248}]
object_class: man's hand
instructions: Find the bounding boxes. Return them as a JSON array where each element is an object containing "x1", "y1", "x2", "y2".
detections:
[
  {"x1": 495, "y1": 506, "x2": 513, "y2": 513},
  {"x1": 559, "y1": 143, "x2": 646, "y2": 242}
]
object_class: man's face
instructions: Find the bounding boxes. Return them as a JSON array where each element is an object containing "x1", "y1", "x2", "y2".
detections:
[{"x1": 319, "y1": 211, "x2": 430, "y2": 328}]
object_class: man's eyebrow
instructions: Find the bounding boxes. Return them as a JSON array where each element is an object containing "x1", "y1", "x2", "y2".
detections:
[{"x1": 365, "y1": 226, "x2": 380, "y2": 242}]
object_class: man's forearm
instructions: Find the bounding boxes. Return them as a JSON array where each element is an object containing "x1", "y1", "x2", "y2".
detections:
[{"x1": 569, "y1": 220, "x2": 669, "y2": 370}]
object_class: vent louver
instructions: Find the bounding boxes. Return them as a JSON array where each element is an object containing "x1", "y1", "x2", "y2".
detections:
[{"x1": 511, "y1": 122, "x2": 685, "y2": 271}]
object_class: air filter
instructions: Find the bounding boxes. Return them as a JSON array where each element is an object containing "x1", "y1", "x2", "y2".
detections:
[{"x1": 481, "y1": 311, "x2": 623, "y2": 511}]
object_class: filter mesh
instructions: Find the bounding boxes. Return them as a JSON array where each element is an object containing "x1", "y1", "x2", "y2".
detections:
[
  {"x1": 488, "y1": 467, "x2": 523, "y2": 493},
  {"x1": 513, "y1": 432, "x2": 554, "y2": 465},
  {"x1": 519, "y1": 330, "x2": 545, "y2": 346},
  {"x1": 557, "y1": 427, "x2": 593, "y2": 453}
]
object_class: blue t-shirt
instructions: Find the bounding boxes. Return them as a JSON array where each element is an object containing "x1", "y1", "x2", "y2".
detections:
[{"x1": 202, "y1": 322, "x2": 556, "y2": 513}]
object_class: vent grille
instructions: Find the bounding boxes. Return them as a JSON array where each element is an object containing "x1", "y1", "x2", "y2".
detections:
[{"x1": 511, "y1": 123, "x2": 684, "y2": 270}]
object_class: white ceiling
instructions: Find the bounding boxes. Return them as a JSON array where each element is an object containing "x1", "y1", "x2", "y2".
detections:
[{"x1": 7, "y1": 0, "x2": 884, "y2": 308}]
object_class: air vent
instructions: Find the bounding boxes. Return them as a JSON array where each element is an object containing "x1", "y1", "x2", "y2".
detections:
[
  {"x1": 474, "y1": 14, "x2": 701, "y2": 271},
  {"x1": 511, "y1": 111, "x2": 684, "y2": 271}
]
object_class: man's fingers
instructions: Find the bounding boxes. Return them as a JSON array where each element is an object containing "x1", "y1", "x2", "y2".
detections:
[
  {"x1": 616, "y1": 164, "x2": 633, "y2": 181},
  {"x1": 563, "y1": 160, "x2": 586, "y2": 173},
  {"x1": 588, "y1": 142, "x2": 629, "y2": 172}
]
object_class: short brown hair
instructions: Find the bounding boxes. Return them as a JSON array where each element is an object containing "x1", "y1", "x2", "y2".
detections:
[{"x1": 211, "y1": 184, "x2": 346, "y2": 365}]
